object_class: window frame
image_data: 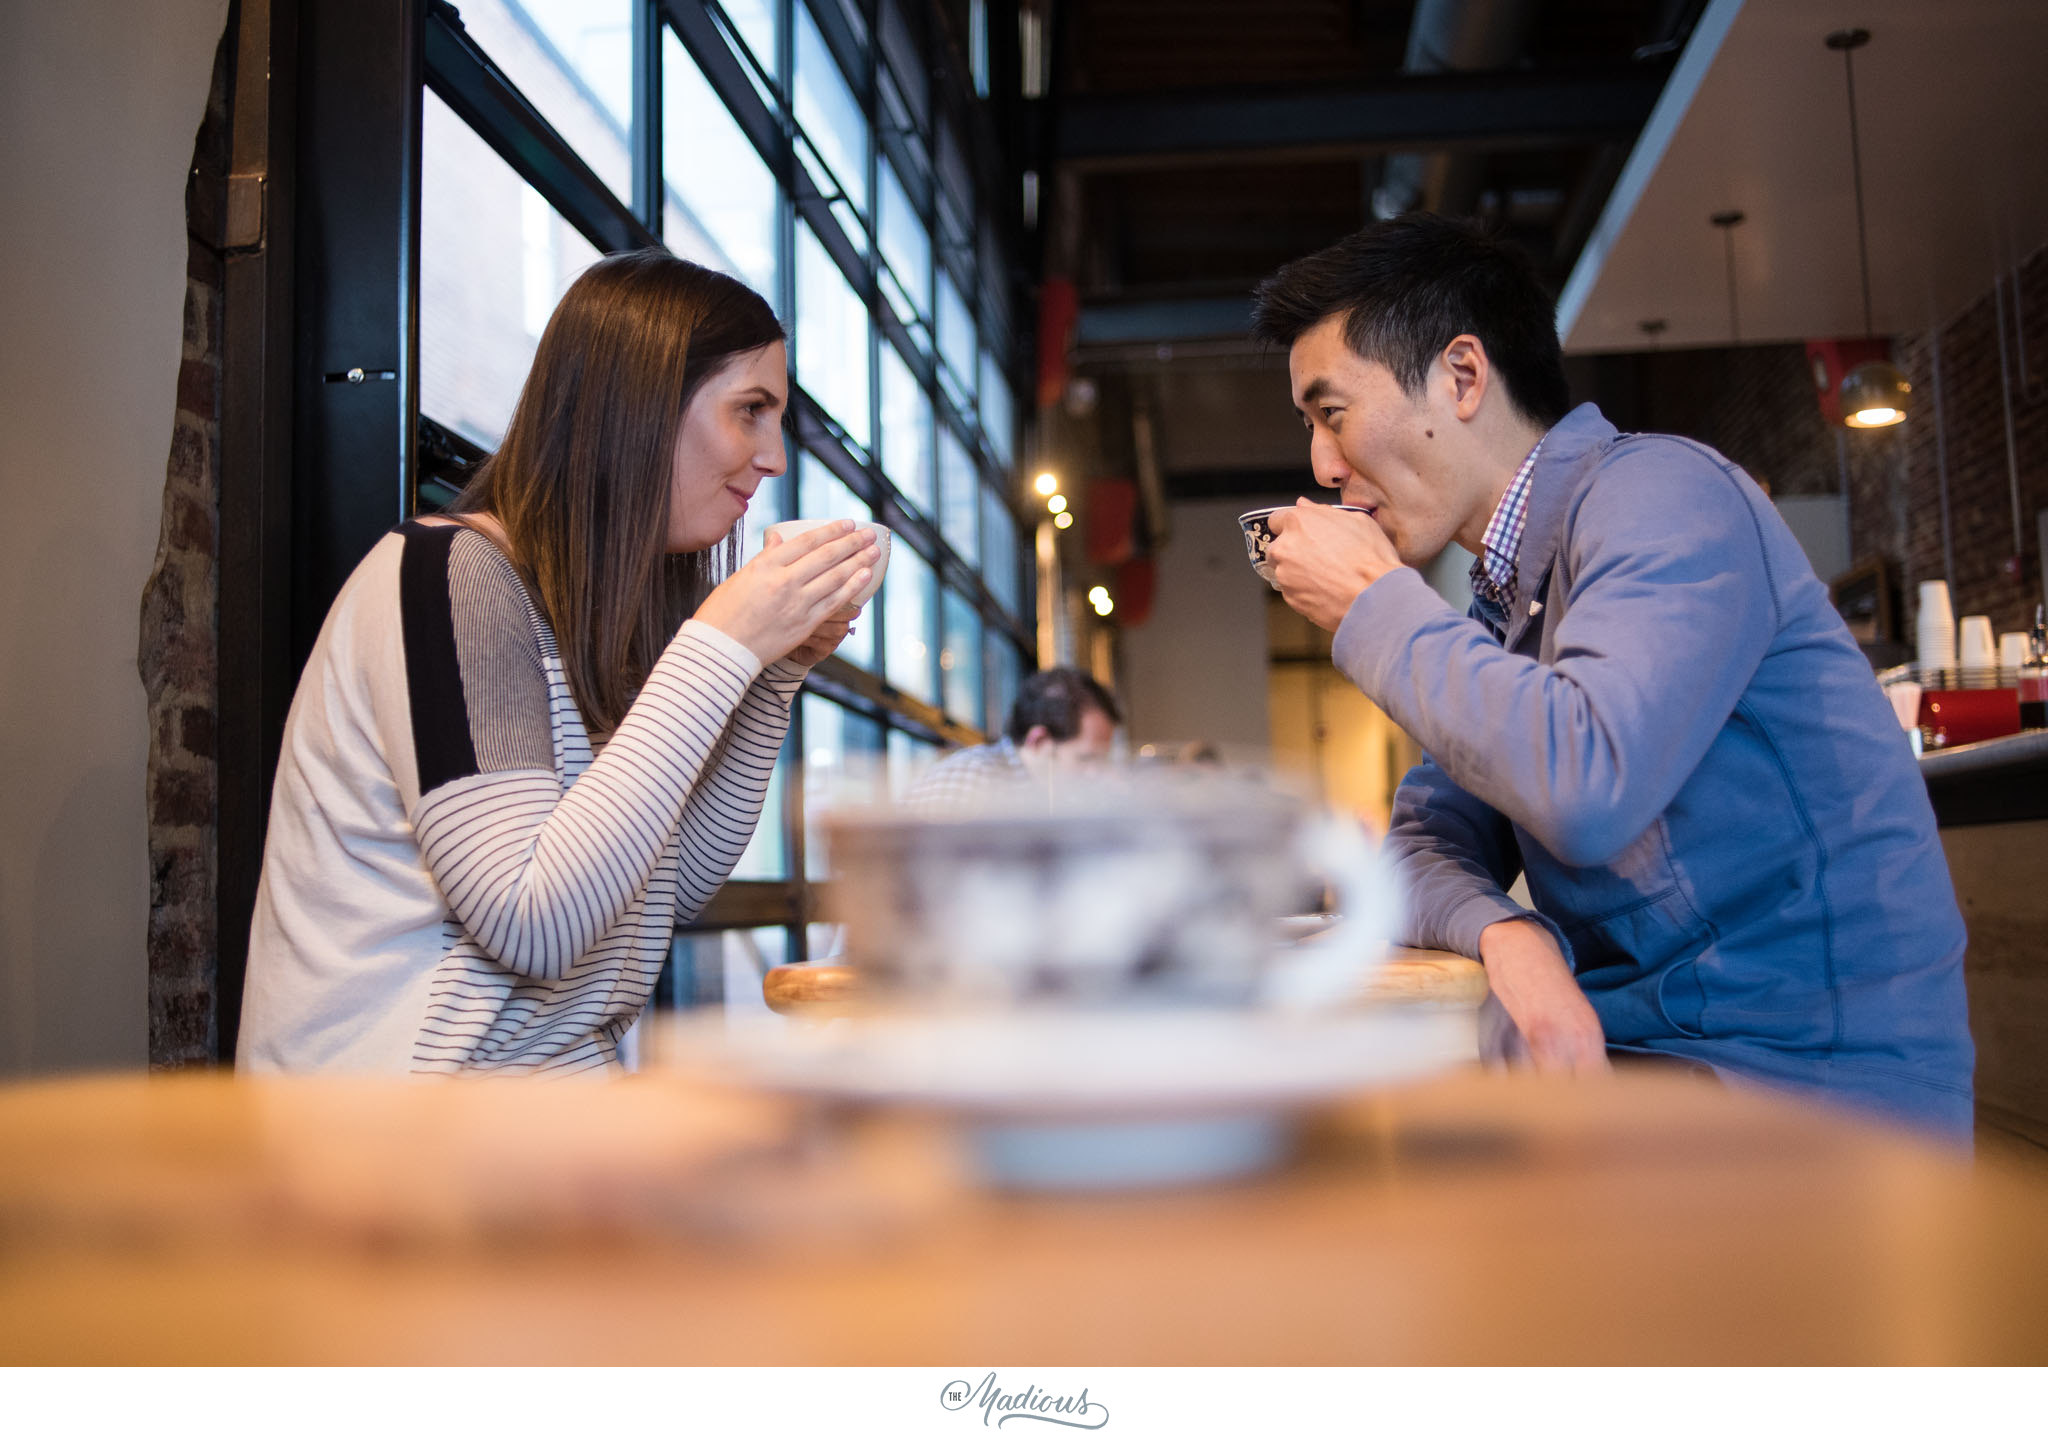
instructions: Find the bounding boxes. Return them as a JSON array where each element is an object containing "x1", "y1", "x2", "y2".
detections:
[{"x1": 415, "y1": 0, "x2": 1035, "y2": 981}]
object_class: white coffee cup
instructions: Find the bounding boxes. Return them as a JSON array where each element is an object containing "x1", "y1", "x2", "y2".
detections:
[
  {"x1": 766, "y1": 518, "x2": 890, "y2": 605},
  {"x1": 1916, "y1": 580, "x2": 1956, "y2": 672},
  {"x1": 2000, "y1": 632, "x2": 2033, "y2": 672},
  {"x1": 1958, "y1": 615, "x2": 1996, "y2": 670}
]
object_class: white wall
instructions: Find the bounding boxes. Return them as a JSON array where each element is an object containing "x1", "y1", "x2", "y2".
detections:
[
  {"x1": 0, "y1": 0, "x2": 229, "y2": 1071},
  {"x1": 1119, "y1": 499, "x2": 1273, "y2": 760}
]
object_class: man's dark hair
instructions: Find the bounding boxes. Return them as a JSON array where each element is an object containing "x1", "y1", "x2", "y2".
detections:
[
  {"x1": 1249, "y1": 213, "x2": 1572, "y2": 427},
  {"x1": 1005, "y1": 666, "x2": 1122, "y2": 745}
]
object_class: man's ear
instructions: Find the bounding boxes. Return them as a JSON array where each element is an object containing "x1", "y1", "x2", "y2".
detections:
[
  {"x1": 1441, "y1": 334, "x2": 1489, "y2": 419},
  {"x1": 1019, "y1": 724, "x2": 1054, "y2": 752}
]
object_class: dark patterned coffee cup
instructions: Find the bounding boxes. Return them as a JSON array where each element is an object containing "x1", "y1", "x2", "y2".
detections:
[{"x1": 1237, "y1": 505, "x2": 1374, "y2": 590}]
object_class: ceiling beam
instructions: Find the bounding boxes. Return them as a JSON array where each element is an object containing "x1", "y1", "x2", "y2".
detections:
[
  {"x1": 1054, "y1": 62, "x2": 1675, "y2": 172},
  {"x1": 1076, "y1": 296, "x2": 1254, "y2": 346}
]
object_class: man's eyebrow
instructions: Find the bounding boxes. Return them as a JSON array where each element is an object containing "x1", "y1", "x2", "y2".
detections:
[{"x1": 1296, "y1": 376, "x2": 1336, "y2": 411}]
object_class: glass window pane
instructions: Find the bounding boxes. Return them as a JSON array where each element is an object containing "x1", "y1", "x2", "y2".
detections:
[
  {"x1": 941, "y1": 589, "x2": 983, "y2": 728},
  {"x1": 421, "y1": 92, "x2": 602, "y2": 449},
  {"x1": 985, "y1": 631, "x2": 1021, "y2": 739},
  {"x1": 796, "y1": 223, "x2": 872, "y2": 451},
  {"x1": 938, "y1": 424, "x2": 978, "y2": 559},
  {"x1": 879, "y1": 342, "x2": 934, "y2": 516},
  {"x1": 979, "y1": 349, "x2": 1014, "y2": 468},
  {"x1": 887, "y1": 727, "x2": 938, "y2": 800},
  {"x1": 878, "y1": 156, "x2": 930, "y2": 320},
  {"x1": 795, "y1": 3, "x2": 868, "y2": 216},
  {"x1": 980, "y1": 486, "x2": 1018, "y2": 616},
  {"x1": 456, "y1": 0, "x2": 634, "y2": 203},
  {"x1": 718, "y1": 0, "x2": 780, "y2": 84},
  {"x1": 728, "y1": 746, "x2": 789, "y2": 879},
  {"x1": 667, "y1": 925, "x2": 788, "y2": 1009},
  {"x1": 803, "y1": 695, "x2": 883, "y2": 879},
  {"x1": 796, "y1": 454, "x2": 877, "y2": 669},
  {"x1": 663, "y1": 28, "x2": 780, "y2": 301},
  {"x1": 884, "y1": 538, "x2": 937, "y2": 703},
  {"x1": 881, "y1": 270, "x2": 930, "y2": 355},
  {"x1": 936, "y1": 266, "x2": 976, "y2": 402}
]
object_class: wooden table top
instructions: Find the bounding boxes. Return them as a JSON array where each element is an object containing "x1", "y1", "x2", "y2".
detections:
[
  {"x1": 762, "y1": 945, "x2": 1493, "y2": 1013},
  {"x1": 3, "y1": 1056, "x2": 2045, "y2": 1365}
]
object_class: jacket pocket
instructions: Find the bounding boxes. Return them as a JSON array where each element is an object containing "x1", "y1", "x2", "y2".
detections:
[{"x1": 1567, "y1": 887, "x2": 1713, "y2": 1044}]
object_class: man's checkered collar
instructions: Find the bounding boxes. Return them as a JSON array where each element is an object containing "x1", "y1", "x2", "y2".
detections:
[{"x1": 1470, "y1": 437, "x2": 1545, "y2": 610}]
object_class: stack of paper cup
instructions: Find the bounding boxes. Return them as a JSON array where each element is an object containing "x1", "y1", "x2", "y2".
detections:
[
  {"x1": 2000, "y1": 632, "x2": 2033, "y2": 672},
  {"x1": 1958, "y1": 615, "x2": 1997, "y2": 670},
  {"x1": 1885, "y1": 680, "x2": 1924, "y2": 734},
  {"x1": 1916, "y1": 580, "x2": 1956, "y2": 674}
]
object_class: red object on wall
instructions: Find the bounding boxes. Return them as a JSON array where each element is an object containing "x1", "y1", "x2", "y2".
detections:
[
  {"x1": 1804, "y1": 337, "x2": 1893, "y2": 426},
  {"x1": 1037, "y1": 277, "x2": 1079, "y2": 409},
  {"x1": 1086, "y1": 478, "x2": 1139, "y2": 565},
  {"x1": 1114, "y1": 557, "x2": 1157, "y2": 627}
]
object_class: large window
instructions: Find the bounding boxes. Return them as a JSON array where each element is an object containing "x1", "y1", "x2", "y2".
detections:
[
  {"x1": 417, "y1": 0, "x2": 1033, "y2": 986},
  {"x1": 420, "y1": 90, "x2": 602, "y2": 448},
  {"x1": 662, "y1": 28, "x2": 778, "y2": 298}
]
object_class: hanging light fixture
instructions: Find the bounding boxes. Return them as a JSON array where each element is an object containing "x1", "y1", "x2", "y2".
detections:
[
  {"x1": 1710, "y1": 210, "x2": 1745, "y2": 344},
  {"x1": 1827, "y1": 27, "x2": 1911, "y2": 428}
]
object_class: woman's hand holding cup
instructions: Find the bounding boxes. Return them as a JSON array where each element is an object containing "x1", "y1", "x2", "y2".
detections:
[
  {"x1": 783, "y1": 601, "x2": 861, "y2": 668},
  {"x1": 694, "y1": 520, "x2": 876, "y2": 667}
]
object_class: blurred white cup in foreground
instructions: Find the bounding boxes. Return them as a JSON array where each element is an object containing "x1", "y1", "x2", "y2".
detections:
[
  {"x1": 2000, "y1": 632, "x2": 2033, "y2": 671},
  {"x1": 767, "y1": 518, "x2": 890, "y2": 605},
  {"x1": 822, "y1": 771, "x2": 1400, "y2": 1013}
]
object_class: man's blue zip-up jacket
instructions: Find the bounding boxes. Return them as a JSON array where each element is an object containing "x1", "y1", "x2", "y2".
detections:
[{"x1": 1335, "y1": 403, "x2": 1974, "y2": 1137}]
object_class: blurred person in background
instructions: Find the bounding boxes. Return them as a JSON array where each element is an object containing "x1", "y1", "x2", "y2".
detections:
[
  {"x1": 1250, "y1": 214, "x2": 1972, "y2": 1139},
  {"x1": 240, "y1": 251, "x2": 875, "y2": 1074},
  {"x1": 903, "y1": 666, "x2": 1121, "y2": 812}
]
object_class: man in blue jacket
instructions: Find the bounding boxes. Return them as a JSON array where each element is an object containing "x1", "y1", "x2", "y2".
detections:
[{"x1": 1254, "y1": 215, "x2": 1973, "y2": 1138}]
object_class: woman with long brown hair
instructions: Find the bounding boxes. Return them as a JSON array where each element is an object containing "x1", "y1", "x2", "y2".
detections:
[{"x1": 239, "y1": 250, "x2": 874, "y2": 1073}]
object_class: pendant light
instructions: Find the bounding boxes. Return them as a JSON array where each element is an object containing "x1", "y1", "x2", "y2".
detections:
[
  {"x1": 1711, "y1": 210, "x2": 1745, "y2": 343},
  {"x1": 1828, "y1": 27, "x2": 1911, "y2": 428}
]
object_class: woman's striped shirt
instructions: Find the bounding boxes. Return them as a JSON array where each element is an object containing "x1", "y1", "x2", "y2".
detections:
[{"x1": 238, "y1": 522, "x2": 799, "y2": 1075}]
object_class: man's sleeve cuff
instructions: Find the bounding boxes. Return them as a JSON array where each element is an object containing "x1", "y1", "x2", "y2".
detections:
[{"x1": 1437, "y1": 893, "x2": 1575, "y2": 972}]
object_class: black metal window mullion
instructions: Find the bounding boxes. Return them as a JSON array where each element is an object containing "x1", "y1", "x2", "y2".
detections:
[
  {"x1": 632, "y1": 0, "x2": 662, "y2": 229},
  {"x1": 422, "y1": 3, "x2": 656, "y2": 256},
  {"x1": 859, "y1": 0, "x2": 888, "y2": 715},
  {"x1": 772, "y1": 0, "x2": 807, "y2": 962},
  {"x1": 663, "y1": 0, "x2": 786, "y2": 174}
]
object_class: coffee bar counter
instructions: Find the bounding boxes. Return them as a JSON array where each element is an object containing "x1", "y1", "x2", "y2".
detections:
[
  {"x1": 1918, "y1": 732, "x2": 2048, "y2": 1152},
  {"x1": 1919, "y1": 728, "x2": 2048, "y2": 826}
]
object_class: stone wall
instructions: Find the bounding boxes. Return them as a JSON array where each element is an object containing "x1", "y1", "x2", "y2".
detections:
[{"x1": 138, "y1": 28, "x2": 231, "y2": 1067}]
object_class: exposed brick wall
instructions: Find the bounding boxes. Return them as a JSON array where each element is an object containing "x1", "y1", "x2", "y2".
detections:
[
  {"x1": 1570, "y1": 247, "x2": 2048, "y2": 649},
  {"x1": 1857, "y1": 243, "x2": 2048, "y2": 640},
  {"x1": 1567, "y1": 342, "x2": 1842, "y2": 498},
  {"x1": 138, "y1": 28, "x2": 231, "y2": 1068}
]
